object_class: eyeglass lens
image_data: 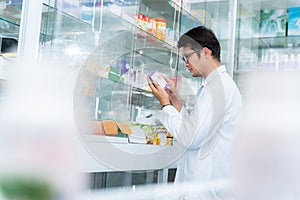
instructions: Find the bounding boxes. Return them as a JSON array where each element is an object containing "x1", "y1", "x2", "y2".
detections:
[{"x1": 182, "y1": 50, "x2": 201, "y2": 64}]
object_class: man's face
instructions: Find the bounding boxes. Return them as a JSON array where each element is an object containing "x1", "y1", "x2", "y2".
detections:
[{"x1": 181, "y1": 47, "x2": 204, "y2": 77}]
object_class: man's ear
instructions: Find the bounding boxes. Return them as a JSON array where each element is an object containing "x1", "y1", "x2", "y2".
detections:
[{"x1": 203, "y1": 47, "x2": 212, "y2": 57}]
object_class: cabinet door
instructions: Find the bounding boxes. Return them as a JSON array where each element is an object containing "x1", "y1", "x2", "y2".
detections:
[{"x1": 38, "y1": 1, "x2": 209, "y2": 171}]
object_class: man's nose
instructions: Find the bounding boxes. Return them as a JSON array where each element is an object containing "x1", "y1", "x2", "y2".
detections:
[{"x1": 184, "y1": 62, "x2": 189, "y2": 67}]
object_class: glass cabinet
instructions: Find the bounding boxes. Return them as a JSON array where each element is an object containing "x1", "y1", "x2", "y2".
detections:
[
  {"x1": 1, "y1": 0, "x2": 299, "y2": 188},
  {"x1": 234, "y1": 0, "x2": 300, "y2": 94},
  {"x1": 0, "y1": 0, "x2": 236, "y2": 172},
  {"x1": 41, "y1": 1, "x2": 233, "y2": 172}
]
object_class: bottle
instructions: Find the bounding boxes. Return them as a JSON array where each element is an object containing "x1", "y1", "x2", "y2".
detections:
[{"x1": 155, "y1": 18, "x2": 166, "y2": 41}]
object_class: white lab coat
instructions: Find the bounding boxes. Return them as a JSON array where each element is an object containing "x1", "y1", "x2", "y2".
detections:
[{"x1": 159, "y1": 65, "x2": 242, "y2": 198}]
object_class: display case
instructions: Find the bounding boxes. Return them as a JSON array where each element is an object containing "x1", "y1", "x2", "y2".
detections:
[
  {"x1": 0, "y1": 0, "x2": 236, "y2": 175},
  {"x1": 235, "y1": 1, "x2": 300, "y2": 73},
  {"x1": 233, "y1": 0, "x2": 300, "y2": 97},
  {"x1": 62, "y1": 0, "x2": 200, "y2": 171},
  {"x1": 42, "y1": 0, "x2": 230, "y2": 170}
]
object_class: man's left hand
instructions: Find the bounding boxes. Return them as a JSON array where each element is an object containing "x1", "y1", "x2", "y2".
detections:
[{"x1": 147, "y1": 76, "x2": 170, "y2": 106}]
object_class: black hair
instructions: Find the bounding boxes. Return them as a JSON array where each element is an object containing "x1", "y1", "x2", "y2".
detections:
[{"x1": 177, "y1": 26, "x2": 221, "y2": 62}]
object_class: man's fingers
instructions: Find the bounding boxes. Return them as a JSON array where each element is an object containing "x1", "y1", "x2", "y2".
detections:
[
  {"x1": 161, "y1": 74, "x2": 168, "y2": 80},
  {"x1": 162, "y1": 74, "x2": 172, "y2": 84},
  {"x1": 147, "y1": 76, "x2": 156, "y2": 91},
  {"x1": 166, "y1": 89, "x2": 172, "y2": 98},
  {"x1": 166, "y1": 88, "x2": 171, "y2": 94},
  {"x1": 148, "y1": 77, "x2": 163, "y2": 93},
  {"x1": 153, "y1": 82, "x2": 162, "y2": 90}
]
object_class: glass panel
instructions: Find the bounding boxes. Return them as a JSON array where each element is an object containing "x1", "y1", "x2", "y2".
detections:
[
  {"x1": 188, "y1": 0, "x2": 231, "y2": 67},
  {"x1": 0, "y1": 0, "x2": 21, "y2": 84},
  {"x1": 234, "y1": 0, "x2": 300, "y2": 95},
  {"x1": 177, "y1": 0, "x2": 234, "y2": 98},
  {"x1": 40, "y1": 1, "x2": 180, "y2": 152},
  {"x1": 39, "y1": 0, "x2": 238, "y2": 180},
  {"x1": 235, "y1": 0, "x2": 300, "y2": 72},
  {"x1": 139, "y1": 0, "x2": 179, "y2": 47},
  {"x1": 177, "y1": 0, "x2": 206, "y2": 34},
  {"x1": 0, "y1": 0, "x2": 22, "y2": 28}
]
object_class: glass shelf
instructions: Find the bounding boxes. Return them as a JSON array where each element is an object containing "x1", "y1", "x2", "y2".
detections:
[
  {"x1": 140, "y1": 0, "x2": 203, "y2": 36},
  {"x1": 35, "y1": 1, "x2": 203, "y2": 157},
  {"x1": 238, "y1": 36, "x2": 300, "y2": 49},
  {"x1": 40, "y1": 2, "x2": 179, "y2": 50},
  {"x1": 0, "y1": 3, "x2": 21, "y2": 39},
  {"x1": 96, "y1": 77, "x2": 160, "y2": 110},
  {"x1": 39, "y1": 2, "x2": 181, "y2": 67},
  {"x1": 0, "y1": 1, "x2": 178, "y2": 61},
  {"x1": 72, "y1": 29, "x2": 183, "y2": 128},
  {"x1": 168, "y1": 0, "x2": 204, "y2": 27},
  {"x1": 0, "y1": 2, "x2": 22, "y2": 26},
  {"x1": 108, "y1": 4, "x2": 179, "y2": 49}
]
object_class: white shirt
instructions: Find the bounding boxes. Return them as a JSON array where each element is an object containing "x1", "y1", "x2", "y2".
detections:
[{"x1": 159, "y1": 65, "x2": 242, "y2": 196}]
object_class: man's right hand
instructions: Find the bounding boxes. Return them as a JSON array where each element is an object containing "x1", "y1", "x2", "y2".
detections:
[{"x1": 163, "y1": 76, "x2": 182, "y2": 112}]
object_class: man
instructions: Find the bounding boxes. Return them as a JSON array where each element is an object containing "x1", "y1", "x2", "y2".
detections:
[{"x1": 148, "y1": 26, "x2": 242, "y2": 195}]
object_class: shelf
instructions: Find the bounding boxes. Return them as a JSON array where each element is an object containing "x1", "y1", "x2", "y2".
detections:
[
  {"x1": 82, "y1": 135, "x2": 174, "y2": 149},
  {"x1": 81, "y1": 134, "x2": 181, "y2": 171},
  {"x1": 40, "y1": 3, "x2": 180, "y2": 55},
  {"x1": 40, "y1": 3, "x2": 97, "y2": 37},
  {"x1": 168, "y1": 0, "x2": 202, "y2": 26},
  {"x1": 77, "y1": 48, "x2": 176, "y2": 94},
  {"x1": 140, "y1": 0, "x2": 176, "y2": 22},
  {"x1": 82, "y1": 134, "x2": 128, "y2": 144},
  {"x1": 0, "y1": 2, "x2": 180, "y2": 54},
  {"x1": 98, "y1": 77, "x2": 152, "y2": 96},
  {"x1": 238, "y1": 36, "x2": 300, "y2": 49},
  {"x1": 0, "y1": 3, "x2": 22, "y2": 26},
  {"x1": 0, "y1": 53, "x2": 17, "y2": 61},
  {"x1": 74, "y1": 73, "x2": 160, "y2": 110},
  {"x1": 95, "y1": 76, "x2": 161, "y2": 110},
  {"x1": 141, "y1": 0, "x2": 202, "y2": 26},
  {"x1": 0, "y1": 3, "x2": 21, "y2": 38},
  {"x1": 140, "y1": 0, "x2": 203, "y2": 35},
  {"x1": 81, "y1": 135, "x2": 178, "y2": 154},
  {"x1": 108, "y1": 4, "x2": 178, "y2": 49}
]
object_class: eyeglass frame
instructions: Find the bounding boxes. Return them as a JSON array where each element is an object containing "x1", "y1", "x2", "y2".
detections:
[{"x1": 182, "y1": 49, "x2": 202, "y2": 64}]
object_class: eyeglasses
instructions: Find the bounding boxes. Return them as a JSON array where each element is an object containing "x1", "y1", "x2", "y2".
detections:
[{"x1": 182, "y1": 50, "x2": 201, "y2": 64}]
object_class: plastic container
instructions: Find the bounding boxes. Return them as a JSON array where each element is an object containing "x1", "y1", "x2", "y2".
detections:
[
  {"x1": 157, "y1": 128, "x2": 167, "y2": 146},
  {"x1": 81, "y1": 5, "x2": 93, "y2": 22},
  {"x1": 136, "y1": 14, "x2": 144, "y2": 30},
  {"x1": 155, "y1": 19, "x2": 166, "y2": 41},
  {"x1": 146, "y1": 17, "x2": 155, "y2": 35},
  {"x1": 143, "y1": 15, "x2": 150, "y2": 31}
]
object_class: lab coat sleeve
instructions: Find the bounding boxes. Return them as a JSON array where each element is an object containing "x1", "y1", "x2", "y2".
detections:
[{"x1": 158, "y1": 102, "x2": 212, "y2": 150}]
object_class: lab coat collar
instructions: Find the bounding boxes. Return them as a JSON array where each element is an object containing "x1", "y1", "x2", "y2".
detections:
[
  {"x1": 217, "y1": 65, "x2": 227, "y2": 73},
  {"x1": 202, "y1": 65, "x2": 226, "y2": 87}
]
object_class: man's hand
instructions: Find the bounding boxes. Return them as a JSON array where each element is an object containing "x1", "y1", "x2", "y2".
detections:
[
  {"x1": 163, "y1": 76, "x2": 182, "y2": 112},
  {"x1": 147, "y1": 76, "x2": 170, "y2": 106}
]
